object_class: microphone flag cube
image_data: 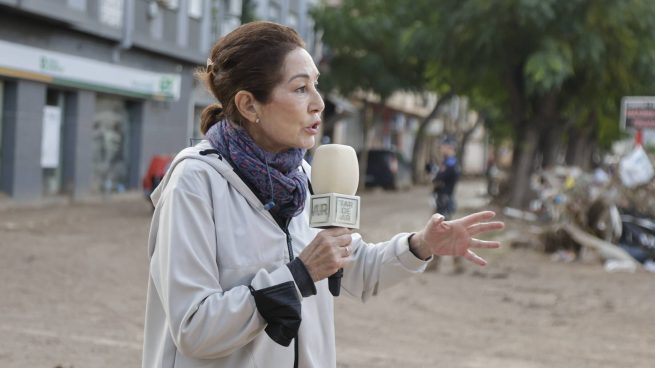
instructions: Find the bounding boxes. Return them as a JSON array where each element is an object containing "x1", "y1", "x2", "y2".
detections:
[{"x1": 309, "y1": 193, "x2": 360, "y2": 229}]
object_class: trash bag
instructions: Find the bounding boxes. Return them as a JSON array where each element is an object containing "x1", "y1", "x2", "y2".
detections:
[
  {"x1": 619, "y1": 211, "x2": 655, "y2": 263},
  {"x1": 619, "y1": 146, "x2": 654, "y2": 188}
]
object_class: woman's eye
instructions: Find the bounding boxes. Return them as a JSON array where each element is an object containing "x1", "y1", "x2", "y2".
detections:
[{"x1": 295, "y1": 86, "x2": 306, "y2": 93}]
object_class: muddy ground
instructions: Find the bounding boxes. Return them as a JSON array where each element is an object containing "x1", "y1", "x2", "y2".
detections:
[{"x1": 0, "y1": 179, "x2": 652, "y2": 367}]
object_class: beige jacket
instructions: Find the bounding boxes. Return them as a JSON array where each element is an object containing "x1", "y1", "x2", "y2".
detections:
[{"x1": 142, "y1": 141, "x2": 429, "y2": 368}]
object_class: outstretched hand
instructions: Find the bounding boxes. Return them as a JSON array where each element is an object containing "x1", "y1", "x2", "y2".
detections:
[{"x1": 409, "y1": 211, "x2": 504, "y2": 265}]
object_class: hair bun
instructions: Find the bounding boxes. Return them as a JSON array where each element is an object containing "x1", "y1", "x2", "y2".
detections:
[{"x1": 200, "y1": 103, "x2": 224, "y2": 135}]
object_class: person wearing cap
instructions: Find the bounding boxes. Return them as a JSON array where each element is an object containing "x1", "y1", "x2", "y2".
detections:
[
  {"x1": 431, "y1": 137, "x2": 463, "y2": 272},
  {"x1": 433, "y1": 137, "x2": 460, "y2": 219}
]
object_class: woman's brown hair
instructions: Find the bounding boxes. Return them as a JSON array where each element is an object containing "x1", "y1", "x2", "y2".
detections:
[{"x1": 196, "y1": 21, "x2": 305, "y2": 135}]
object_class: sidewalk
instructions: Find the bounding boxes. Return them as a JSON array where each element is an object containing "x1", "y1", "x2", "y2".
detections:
[{"x1": 0, "y1": 190, "x2": 146, "y2": 212}]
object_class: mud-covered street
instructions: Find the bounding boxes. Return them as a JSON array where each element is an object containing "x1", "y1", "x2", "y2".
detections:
[{"x1": 0, "y1": 180, "x2": 653, "y2": 367}]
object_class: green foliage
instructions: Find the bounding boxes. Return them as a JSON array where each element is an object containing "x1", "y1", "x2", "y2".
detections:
[
  {"x1": 311, "y1": 0, "x2": 428, "y2": 99},
  {"x1": 524, "y1": 39, "x2": 574, "y2": 94},
  {"x1": 313, "y1": 0, "x2": 655, "y2": 148},
  {"x1": 313, "y1": 0, "x2": 655, "y2": 206}
]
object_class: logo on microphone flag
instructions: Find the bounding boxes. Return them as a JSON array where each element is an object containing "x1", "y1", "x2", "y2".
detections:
[
  {"x1": 336, "y1": 197, "x2": 357, "y2": 225},
  {"x1": 311, "y1": 197, "x2": 330, "y2": 223},
  {"x1": 309, "y1": 193, "x2": 360, "y2": 229}
]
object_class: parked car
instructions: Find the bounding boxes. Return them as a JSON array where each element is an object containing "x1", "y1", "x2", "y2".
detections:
[
  {"x1": 142, "y1": 154, "x2": 174, "y2": 199},
  {"x1": 361, "y1": 149, "x2": 412, "y2": 190}
]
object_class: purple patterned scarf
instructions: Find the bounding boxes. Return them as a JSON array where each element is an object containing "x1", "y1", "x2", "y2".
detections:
[{"x1": 205, "y1": 120, "x2": 307, "y2": 218}]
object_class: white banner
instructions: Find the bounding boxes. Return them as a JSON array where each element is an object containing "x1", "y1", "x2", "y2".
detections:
[
  {"x1": 41, "y1": 106, "x2": 62, "y2": 169},
  {"x1": 0, "y1": 40, "x2": 181, "y2": 101}
]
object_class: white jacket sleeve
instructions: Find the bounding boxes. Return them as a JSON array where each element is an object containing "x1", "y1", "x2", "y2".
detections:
[
  {"x1": 148, "y1": 165, "x2": 300, "y2": 359},
  {"x1": 340, "y1": 232, "x2": 431, "y2": 302}
]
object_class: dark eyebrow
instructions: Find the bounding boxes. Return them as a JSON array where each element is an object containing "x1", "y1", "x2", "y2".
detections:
[{"x1": 288, "y1": 72, "x2": 320, "y2": 83}]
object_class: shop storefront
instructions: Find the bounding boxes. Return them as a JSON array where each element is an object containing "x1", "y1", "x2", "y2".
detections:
[{"x1": 0, "y1": 40, "x2": 183, "y2": 200}]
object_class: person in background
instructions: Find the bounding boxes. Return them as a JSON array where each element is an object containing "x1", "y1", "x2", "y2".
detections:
[
  {"x1": 424, "y1": 156, "x2": 438, "y2": 180},
  {"x1": 142, "y1": 21, "x2": 503, "y2": 368},
  {"x1": 431, "y1": 136, "x2": 463, "y2": 273}
]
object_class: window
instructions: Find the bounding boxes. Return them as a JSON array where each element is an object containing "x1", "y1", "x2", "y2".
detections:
[
  {"x1": 217, "y1": 0, "x2": 242, "y2": 36},
  {"x1": 188, "y1": 0, "x2": 203, "y2": 19},
  {"x1": 99, "y1": 0, "x2": 124, "y2": 28}
]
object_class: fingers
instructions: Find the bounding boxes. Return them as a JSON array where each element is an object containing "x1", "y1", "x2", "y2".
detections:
[
  {"x1": 320, "y1": 227, "x2": 353, "y2": 237},
  {"x1": 454, "y1": 211, "x2": 496, "y2": 227},
  {"x1": 333, "y1": 233, "x2": 353, "y2": 249},
  {"x1": 463, "y1": 249, "x2": 487, "y2": 266},
  {"x1": 429, "y1": 213, "x2": 446, "y2": 225},
  {"x1": 316, "y1": 228, "x2": 352, "y2": 248},
  {"x1": 300, "y1": 229, "x2": 354, "y2": 281},
  {"x1": 318, "y1": 228, "x2": 353, "y2": 258},
  {"x1": 467, "y1": 221, "x2": 505, "y2": 236},
  {"x1": 469, "y1": 238, "x2": 501, "y2": 249}
]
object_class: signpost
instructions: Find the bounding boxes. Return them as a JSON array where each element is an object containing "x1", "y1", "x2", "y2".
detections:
[
  {"x1": 621, "y1": 96, "x2": 655, "y2": 130},
  {"x1": 621, "y1": 96, "x2": 655, "y2": 146}
]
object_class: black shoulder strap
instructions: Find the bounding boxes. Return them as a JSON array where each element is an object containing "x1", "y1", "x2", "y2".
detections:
[{"x1": 199, "y1": 149, "x2": 223, "y2": 159}]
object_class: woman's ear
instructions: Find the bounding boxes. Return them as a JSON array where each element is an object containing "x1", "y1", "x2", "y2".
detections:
[{"x1": 234, "y1": 91, "x2": 260, "y2": 124}]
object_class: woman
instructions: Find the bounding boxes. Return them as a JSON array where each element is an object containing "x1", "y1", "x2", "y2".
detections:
[{"x1": 142, "y1": 21, "x2": 503, "y2": 368}]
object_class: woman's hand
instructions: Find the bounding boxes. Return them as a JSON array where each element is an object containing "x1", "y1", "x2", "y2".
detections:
[
  {"x1": 409, "y1": 211, "x2": 504, "y2": 265},
  {"x1": 298, "y1": 228, "x2": 353, "y2": 282}
]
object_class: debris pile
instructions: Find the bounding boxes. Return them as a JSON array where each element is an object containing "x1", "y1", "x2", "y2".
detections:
[{"x1": 503, "y1": 145, "x2": 655, "y2": 272}]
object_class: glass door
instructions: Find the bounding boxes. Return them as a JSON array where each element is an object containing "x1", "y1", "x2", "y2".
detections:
[{"x1": 92, "y1": 94, "x2": 130, "y2": 193}]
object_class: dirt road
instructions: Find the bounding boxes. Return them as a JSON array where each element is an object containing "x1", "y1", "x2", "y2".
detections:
[{"x1": 0, "y1": 180, "x2": 653, "y2": 367}]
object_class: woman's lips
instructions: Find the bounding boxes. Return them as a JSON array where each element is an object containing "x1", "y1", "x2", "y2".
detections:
[{"x1": 304, "y1": 122, "x2": 321, "y2": 135}]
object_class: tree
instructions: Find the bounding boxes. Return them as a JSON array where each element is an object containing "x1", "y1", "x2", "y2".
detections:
[
  {"x1": 313, "y1": 0, "x2": 509, "y2": 185},
  {"x1": 419, "y1": 0, "x2": 655, "y2": 207},
  {"x1": 312, "y1": 0, "x2": 432, "y2": 187},
  {"x1": 315, "y1": 0, "x2": 655, "y2": 207}
]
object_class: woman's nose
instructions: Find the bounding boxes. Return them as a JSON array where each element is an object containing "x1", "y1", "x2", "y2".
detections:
[
  {"x1": 311, "y1": 92, "x2": 325, "y2": 113},
  {"x1": 310, "y1": 90, "x2": 325, "y2": 114}
]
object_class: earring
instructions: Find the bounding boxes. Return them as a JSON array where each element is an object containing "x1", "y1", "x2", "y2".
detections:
[{"x1": 255, "y1": 117, "x2": 260, "y2": 124}]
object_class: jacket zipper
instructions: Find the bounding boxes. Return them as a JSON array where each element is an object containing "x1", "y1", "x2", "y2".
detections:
[
  {"x1": 283, "y1": 219, "x2": 294, "y2": 262},
  {"x1": 281, "y1": 219, "x2": 298, "y2": 368}
]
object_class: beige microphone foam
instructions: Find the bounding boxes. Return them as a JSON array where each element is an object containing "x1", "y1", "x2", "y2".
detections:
[{"x1": 311, "y1": 144, "x2": 359, "y2": 195}]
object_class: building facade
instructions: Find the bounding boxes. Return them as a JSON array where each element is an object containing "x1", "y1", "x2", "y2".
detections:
[{"x1": 0, "y1": 0, "x2": 319, "y2": 201}]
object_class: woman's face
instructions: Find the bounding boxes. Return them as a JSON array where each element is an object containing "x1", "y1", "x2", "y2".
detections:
[{"x1": 250, "y1": 47, "x2": 324, "y2": 153}]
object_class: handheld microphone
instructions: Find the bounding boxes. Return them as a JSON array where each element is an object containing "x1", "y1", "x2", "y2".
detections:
[{"x1": 309, "y1": 144, "x2": 360, "y2": 296}]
